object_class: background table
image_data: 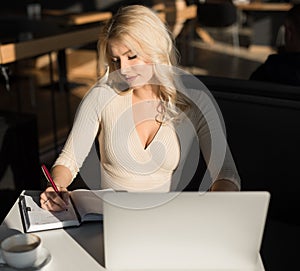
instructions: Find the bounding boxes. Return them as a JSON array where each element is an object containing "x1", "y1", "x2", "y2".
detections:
[
  {"x1": 235, "y1": 2, "x2": 292, "y2": 47},
  {"x1": 0, "y1": 11, "x2": 111, "y2": 65},
  {"x1": 0, "y1": 13, "x2": 111, "y2": 153}
]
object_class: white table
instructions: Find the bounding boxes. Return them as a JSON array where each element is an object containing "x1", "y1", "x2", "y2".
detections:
[
  {"x1": 1, "y1": 193, "x2": 106, "y2": 270},
  {"x1": 1, "y1": 191, "x2": 267, "y2": 271}
]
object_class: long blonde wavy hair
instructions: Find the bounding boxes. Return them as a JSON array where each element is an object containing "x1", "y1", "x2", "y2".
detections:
[{"x1": 97, "y1": 5, "x2": 189, "y2": 120}]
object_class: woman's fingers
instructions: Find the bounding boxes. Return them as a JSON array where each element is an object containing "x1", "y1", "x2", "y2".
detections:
[
  {"x1": 40, "y1": 196, "x2": 66, "y2": 211},
  {"x1": 40, "y1": 187, "x2": 70, "y2": 211},
  {"x1": 40, "y1": 197, "x2": 51, "y2": 211},
  {"x1": 59, "y1": 188, "x2": 70, "y2": 205}
]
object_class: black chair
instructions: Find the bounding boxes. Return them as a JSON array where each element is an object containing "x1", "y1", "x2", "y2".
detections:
[{"x1": 196, "y1": 1, "x2": 240, "y2": 47}]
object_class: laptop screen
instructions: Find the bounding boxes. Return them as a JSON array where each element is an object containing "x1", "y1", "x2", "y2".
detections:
[{"x1": 102, "y1": 191, "x2": 270, "y2": 270}]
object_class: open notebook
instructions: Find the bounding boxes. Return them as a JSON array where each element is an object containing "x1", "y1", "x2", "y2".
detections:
[
  {"x1": 102, "y1": 191, "x2": 270, "y2": 270},
  {"x1": 19, "y1": 189, "x2": 112, "y2": 232}
]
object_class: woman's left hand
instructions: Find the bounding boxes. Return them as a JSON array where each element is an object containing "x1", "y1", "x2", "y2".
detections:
[{"x1": 210, "y1": 179, "x2": 239, "y2": 191}]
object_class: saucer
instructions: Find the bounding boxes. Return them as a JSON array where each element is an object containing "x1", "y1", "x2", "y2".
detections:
[{"x1": 0, "y1": 247, "x2": 51, "y2": 270}]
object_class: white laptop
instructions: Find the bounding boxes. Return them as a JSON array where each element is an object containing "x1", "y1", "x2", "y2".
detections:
[{"x1": 102, "y1": 191, "x2": 270, "y2": 270}]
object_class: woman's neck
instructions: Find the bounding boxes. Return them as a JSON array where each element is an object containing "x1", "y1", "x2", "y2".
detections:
[{"x1": 132, "y1": 84, "x2": 160, "y2": 102}]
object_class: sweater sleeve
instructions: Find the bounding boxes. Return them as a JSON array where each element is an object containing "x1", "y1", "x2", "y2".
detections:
[
  {"x1": 188, "y1": 89, "x2": 241, "y2": 190},
  {"x1": 53, "y1": 84, "x2": 115, "y2": 180}
]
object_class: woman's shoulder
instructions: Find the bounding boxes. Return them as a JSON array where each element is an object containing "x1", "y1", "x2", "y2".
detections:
[
  {"x1": 84, "y1": 82, "x2": 118, "y2": 100},
  {"x1": 75, "y1": 82, "x2": 120, "y2": 113}
]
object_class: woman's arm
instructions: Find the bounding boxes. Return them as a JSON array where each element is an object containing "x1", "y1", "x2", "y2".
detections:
[
  {"x1": 189, "y1": 89, "x2": 241, "y2": 191},
  {"x1": 39, "y1": 84, "x2": 115, "y2": 211},
  {"x1": 51, "y1": 164, "x2": 73, "y2": 188}
]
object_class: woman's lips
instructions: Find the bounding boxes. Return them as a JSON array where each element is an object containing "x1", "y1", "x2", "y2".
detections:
[{"x1": 125, "y1": 75, "x2": 138, "y2": 83}]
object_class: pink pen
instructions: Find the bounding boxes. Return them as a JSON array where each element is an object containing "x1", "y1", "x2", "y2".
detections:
[{"x1": 41, "y1": 164, "x2": 59, "y2": 194}]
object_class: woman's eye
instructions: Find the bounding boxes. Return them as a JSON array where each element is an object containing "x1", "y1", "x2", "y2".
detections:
[
  {"x1": 128, "y1": 55, "x2": 137, "y2": 60},
  {"x1": 111, "y1": 58, "x2": 120, "y2": 63}
]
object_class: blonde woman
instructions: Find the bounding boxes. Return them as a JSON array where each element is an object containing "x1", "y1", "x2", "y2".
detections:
[{"x1": 40, "y1": 5, "x2": 240, "y2": 211}]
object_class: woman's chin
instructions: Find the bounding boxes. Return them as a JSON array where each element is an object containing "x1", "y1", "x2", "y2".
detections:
[{"x1": 128, "y1": 81, "x2": 146, "y2": 89}]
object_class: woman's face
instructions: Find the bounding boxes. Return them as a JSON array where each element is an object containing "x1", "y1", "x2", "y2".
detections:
[{"x1": 108, "y1": 39, "x2": 153, "y2": 88}]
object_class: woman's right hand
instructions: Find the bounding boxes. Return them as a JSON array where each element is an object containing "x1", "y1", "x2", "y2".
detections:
[{"x1": 40, "y1": 186, "x2": 70, "y2": 211}]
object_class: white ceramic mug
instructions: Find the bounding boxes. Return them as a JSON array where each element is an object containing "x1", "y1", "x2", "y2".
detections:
[{"x1": 0, "y1": 233, "x2": 41, "y2": 268}]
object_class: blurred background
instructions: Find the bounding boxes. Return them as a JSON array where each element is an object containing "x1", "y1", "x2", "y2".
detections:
[{"x1": 1, "y1": 1, "x2": 299, "y2": 270}]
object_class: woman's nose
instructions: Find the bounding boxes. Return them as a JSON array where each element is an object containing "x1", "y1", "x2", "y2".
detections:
[{"x1": 120, "y1": 59, "x2": 130, "y2": 75}]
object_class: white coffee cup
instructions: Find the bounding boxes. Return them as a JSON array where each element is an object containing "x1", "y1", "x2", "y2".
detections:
[{"x1": 0, "y1": 233, "x2": 41, "y2": 268}]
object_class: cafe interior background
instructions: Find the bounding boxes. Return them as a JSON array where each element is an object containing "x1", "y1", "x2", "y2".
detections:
[{"x1": 1, "y1": 1, "x2": 300, "y2": 270}]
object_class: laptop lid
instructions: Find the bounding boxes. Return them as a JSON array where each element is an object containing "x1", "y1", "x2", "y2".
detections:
[{"x1": 102, "y1": 191, "x2": 270, "y2": 270}]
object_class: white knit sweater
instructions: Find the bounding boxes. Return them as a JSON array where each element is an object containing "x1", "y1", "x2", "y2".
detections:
[{"x1": 54, "y1": 83, "x2": 240, "y2": 192}]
